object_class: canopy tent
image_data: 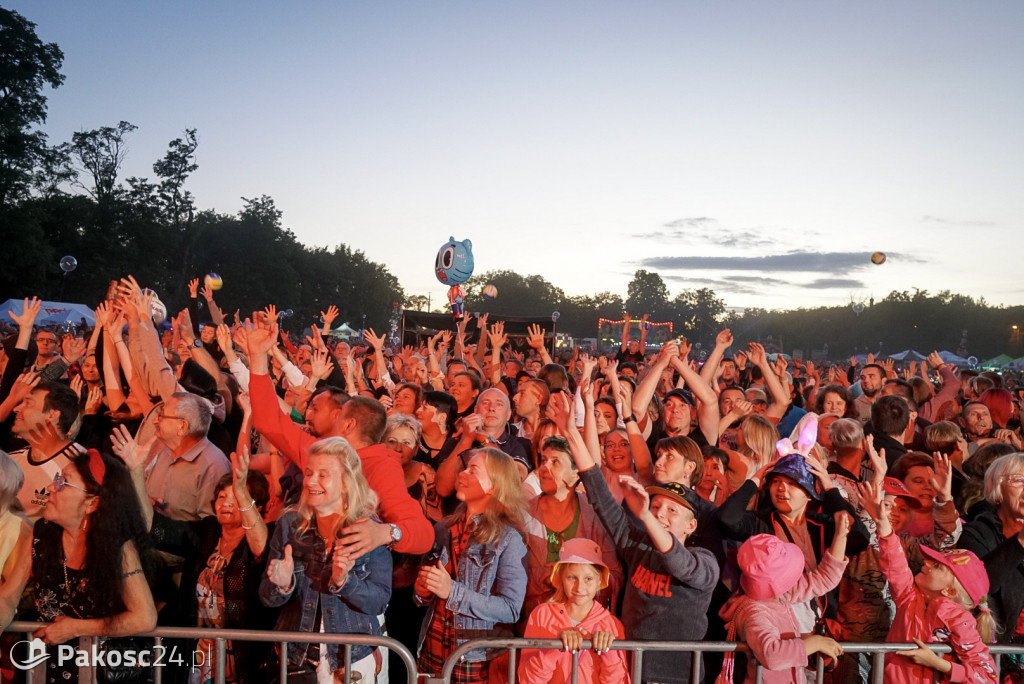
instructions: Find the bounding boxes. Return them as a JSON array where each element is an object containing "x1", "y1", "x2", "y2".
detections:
[
  {"x1": 981, "y1": 353, "x2": 1015, "y2": 368},
  {"x1": 888, "y1": 349, "x2": 928, "y2": 362},
  {"x1": 0, "y1": 299, "x2": 95, "y2": 327},
  {"x1": 328, "y1": 322, "x2": 361, "y2": 337},
  {"x1": 937, "y1": 351, "x2": 970, "y2": 366}
]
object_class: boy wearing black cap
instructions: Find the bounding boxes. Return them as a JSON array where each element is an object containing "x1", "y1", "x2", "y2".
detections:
[{"x1": 551, "y1": 393, "x2": 719, "y2": 684}]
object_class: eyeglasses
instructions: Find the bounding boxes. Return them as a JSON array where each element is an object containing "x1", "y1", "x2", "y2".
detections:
[
  {"x1": 52, "y1": 473, "x2": 89, "y2": 493},
  {"x1": 36, "y1": 337, "x2": 56, "y2": 344},
  {"x1": 1002, "y1": 475, "x2": 1024, "y2": 489},
  {"x1": 156, "y1": 412, "x2": 185, "y2": 423}
]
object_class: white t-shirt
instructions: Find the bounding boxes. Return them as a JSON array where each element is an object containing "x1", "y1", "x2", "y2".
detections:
[{"x1": 11, "y1": 442, "x2": 85, "y2": 521}]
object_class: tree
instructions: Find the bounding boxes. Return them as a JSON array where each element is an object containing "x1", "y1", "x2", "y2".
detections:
[
  {"x1": 70, "y1": 121, "x2": 137, "y2": 203},
  {"x1": 0, "y1": 7, "x2": 65, "y2": 208},
  {"x1": 625, "y1": 269, "x2": 669, "y2": 317}
]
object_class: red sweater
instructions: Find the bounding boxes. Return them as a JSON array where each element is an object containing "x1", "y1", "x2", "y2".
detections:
[{"x1": 249, "y1": 372, "x2": 433, "y2": 554}]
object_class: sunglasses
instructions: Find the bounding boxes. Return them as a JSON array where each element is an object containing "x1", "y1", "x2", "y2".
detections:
[{"x1": 52, "y1": 473, "x2": 89, "y2": 494}]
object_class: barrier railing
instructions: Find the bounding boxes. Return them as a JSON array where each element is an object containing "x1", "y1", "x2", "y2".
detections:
[
  {"x1": 425, "y1": 637, "x2": 1024, "y2": 684},
  {"x1": 5, "y1": 624, "x2": 1022, "y2": 684},
  {"x1": 2, "y1": 621, "x2": 418, "y2": 684}
]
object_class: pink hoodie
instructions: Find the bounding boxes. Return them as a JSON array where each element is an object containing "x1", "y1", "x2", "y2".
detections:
[
  {"x1": 877, "y1": 533, "x2": 997, "y2": 684},
  {"x1": 518, "y1": 602, "x2": 628, "y2": 684},
  {"x1": 720, "y1": 553, "x2": 848, "y2": 684}
]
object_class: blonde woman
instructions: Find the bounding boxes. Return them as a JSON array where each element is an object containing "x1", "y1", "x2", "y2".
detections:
[
  {"x1": 725, "y1": 415, "x2": 779, "y2": 493},
  {"x1": 0, "y1": 450, "x2": 31, "y2": 627},
  {"x1": 415, "y1": 447, "x2": 527, "y2": 684},
  {"x1": 260, "y1": 437, "x2": 391, "y2": 683}
]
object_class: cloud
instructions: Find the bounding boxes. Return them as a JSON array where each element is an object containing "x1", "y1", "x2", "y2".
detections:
[
  {"x1": 922, "y1": 216, "x2": 996, "y2": 228},
  {"x1": 661, "y1": 275, "x2": 773, "y2": 296},
  {"x1": 631, "y1": 217, "x2": 774, "y2": 248},
  {"x1": 641, "y1": 251, "x2": 918, "y2": 273},
  {"x1": 803, "y1": 278, "x2": 865, "y2": 289}
]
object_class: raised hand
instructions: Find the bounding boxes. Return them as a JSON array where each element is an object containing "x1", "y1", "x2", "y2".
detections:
[
  {"x1": 677, "y1": 337, "x2": 692, "y2": 361},
  {"x1": 10, "y1": 297, "x2": 41, "y2": 329},
  {"x1": 83, "y1": 386, "x2": 104, "y2": 415},
  {"x1": 715, "y1": 328, "x2": 733, "y2": 349},
  {"x1": 245, "y1": 315, "x2": 279, "y2": 358},
  {"x1": 309, "y1": 348, "x2": 334, "y2": 380},
  {"x1": 619, "y1": 475, "x2": 650, "y2": 518},
  {"x1": 487, "y1": 321, "x2": 507, "y2": 349},
  {"x1": 61, "y1": 336, "x2": 87, "y2": 365},
  {"x1": 187, "y1": 278, "x2": 200, "y2": 298},
  {"x1": 363, "y1": 328, "x2": 386, "y2": 351},
  {"x1": 863, "y1": 434, "x2": 887, "y2": 484},
  {"x1": 110, "y1": 424, "x2": 153, "y2": 471},
  {"x1": 320, "y1": 304, "x2": 339, "y2": 329},
  {"x1": 930, "y1": 451, "x2": 954, "y2": 503},
  {"x1": 526, "y1": 324, "x2": 546, "y2": 351},
  {"x1": 747, "y1": 342, "x2": 767, "y2": 367},
  {"x1": 7, "y1": 372, "x2": 40, "y2": 407}
]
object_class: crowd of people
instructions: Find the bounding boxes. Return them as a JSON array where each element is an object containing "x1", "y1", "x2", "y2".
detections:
[{"x1": 0, "y1": 277, "x2": 1023, "y2": 684}]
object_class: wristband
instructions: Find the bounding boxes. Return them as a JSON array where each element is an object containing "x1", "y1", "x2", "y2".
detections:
[
  {"x1": 622, "y1": 415, "x2": 637, "y2": 424},
  {"x1": 239, "y1": 499, "x2": 257, "y2": 512}
]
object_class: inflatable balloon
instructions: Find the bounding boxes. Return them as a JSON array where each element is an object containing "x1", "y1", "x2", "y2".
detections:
[
  {"x1": 967, "y1": 356, "x2": 978, "y2": 368},
  {"x1": 59, "y1": 255, "x2": 77, "y2": 273},
  {"x1": 871, "y1": 252, "x2": 886, "y2": 265},
  {"x1": 205, "y1": 272, "x2": 223, "y2": 290},
  {"x1": 435, "y1": 237, "x2": 474, "y2": 286},
  {"x1": 150, "y1": 298, "x2": 167, "y2": 325},
  {"x1": 482, "y1": 284, "x2": 497, "y2": 300},
  {"x1": 435, "y1": 237, "x2": 475, "y2": 320},
  {"x1": 852, "y1": 302, "x2": 865, "y2": 315}
]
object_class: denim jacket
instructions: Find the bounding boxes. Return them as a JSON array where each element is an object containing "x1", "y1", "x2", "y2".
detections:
[
  {"x1": 259, "y1": 511, "x2": 392, "y2": 666},
  {"x1": 415, "y1": 514, "x2": 528, "y2": 662}
]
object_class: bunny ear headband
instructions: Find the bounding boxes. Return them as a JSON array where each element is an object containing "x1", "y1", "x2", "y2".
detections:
[{"x1": 775, "y1": 414, "x2": 819, "y2": 460}]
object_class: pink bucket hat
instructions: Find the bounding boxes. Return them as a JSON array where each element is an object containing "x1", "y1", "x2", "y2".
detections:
[
  {"x1": 737, "y1": 534, "x2": 805, "y2": 600},
  {"x1": 549, "y1": 537, "x2": 610, "y2": 589},
  {"x1": 919, "y1": 545, "x2": 989, "y2": 608},
  {"x1": 882, "y1": 476, "x2": 923, "y2": 510}
]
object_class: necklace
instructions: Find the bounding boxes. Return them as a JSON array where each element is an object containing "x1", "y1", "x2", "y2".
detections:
[{"x1": 61, "y1": 555, "x2": 85, "y2": 619}]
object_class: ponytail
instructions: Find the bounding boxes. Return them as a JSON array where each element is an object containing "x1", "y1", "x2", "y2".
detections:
[{"x1": 974, "y1": 596, "x2": 997, "y2": 645}]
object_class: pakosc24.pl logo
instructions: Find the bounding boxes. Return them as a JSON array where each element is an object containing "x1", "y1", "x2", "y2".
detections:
[{"x1": 12, "y1": 638, "x2": 198, "y2": 670}]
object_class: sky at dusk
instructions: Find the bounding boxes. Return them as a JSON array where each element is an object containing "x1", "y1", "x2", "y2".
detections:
[{"x1": 11, "y1": 1, "x2": 1024, "y2": 318}]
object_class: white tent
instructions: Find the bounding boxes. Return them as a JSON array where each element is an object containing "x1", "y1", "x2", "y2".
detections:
[
  {"x1": 888, "y1": 349, "x2": 927, "y2": 362},
  {"x1": 0, "y1": 299, "x2": 95, "y2": 327}
]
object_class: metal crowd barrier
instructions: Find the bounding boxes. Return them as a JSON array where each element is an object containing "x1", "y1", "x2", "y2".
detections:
[
  {"x1": 2, "y1": 621, "x2": 417, "y2": 684},
  {"x1": 5, "y1": 624, "x2": 1024, "y2": 684},
  {"x1": 427, "y1": 637, "x2": 1024, "y2": 684}
]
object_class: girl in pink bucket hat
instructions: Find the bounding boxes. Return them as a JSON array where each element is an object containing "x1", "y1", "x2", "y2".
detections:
[
  {"x1": 518, "y1": 536, "x2": 628, "y2": 684},
  {"x1": 859, "y1": 480, "x2": 997, "y2": 683},
  {"x1": 719, "y1": 513, "x2": 852, "y2": 684}
]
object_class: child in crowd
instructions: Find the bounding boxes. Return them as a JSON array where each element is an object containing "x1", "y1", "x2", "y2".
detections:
[
  {"x1": 518, "y1": 537, "x2": 628, "y2": 684},
  {"x1": 549, "y1": 392, "x2": 719, "y2": 684},
  {"x1": 720, "y1": 515, "x2": 851, "y2": 684},
  {"x1": 859, "y1": 480, "x2": 998, "y2": 683}
]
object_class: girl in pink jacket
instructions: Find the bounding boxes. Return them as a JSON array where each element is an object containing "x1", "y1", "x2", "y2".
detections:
[
  {"x1": 720, "y1": 512, "x2": 851, "y2": 684},
  {"x1": 518, "y1": 537, "x2": 628, "y2": 684},
  {"x1": 859, "y1": 480, "x2": 998, "y2": 683}
]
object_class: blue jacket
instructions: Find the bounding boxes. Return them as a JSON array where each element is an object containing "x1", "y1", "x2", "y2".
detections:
[
  {"x1": 416, "y1": 514, "x2": 527, "y2": 662},
  {"x1": 259, "y1": 511, "x2": 392, "y2": 666}
]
